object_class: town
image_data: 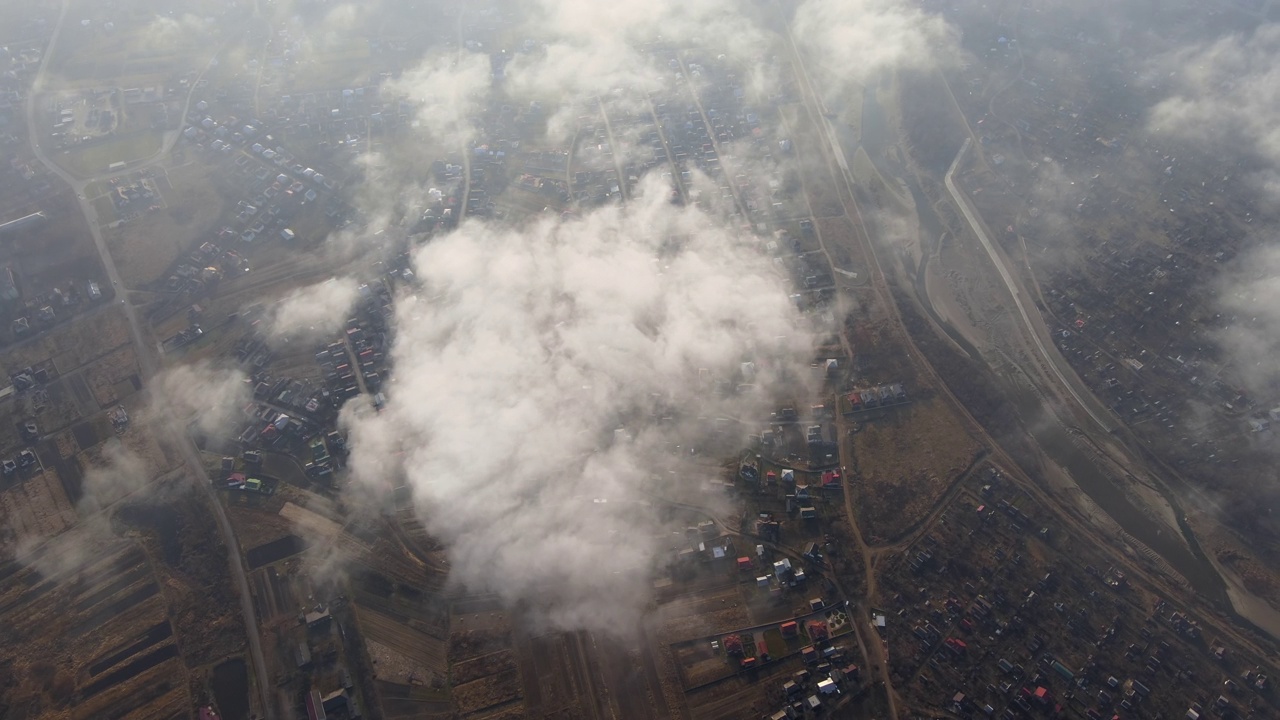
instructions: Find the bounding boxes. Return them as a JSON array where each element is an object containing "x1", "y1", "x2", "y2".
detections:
[{"x1": 0, "y1": 1, "x2": 1277, "y2": 720}]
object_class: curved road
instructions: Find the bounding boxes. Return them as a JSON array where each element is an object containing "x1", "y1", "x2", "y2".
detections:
[
  {"x1": 26, "y1": 4, "x2": 275, "y2": 719},
  {"x1": 943, "y1": 138, "x2": 1114, "y2": 433}
]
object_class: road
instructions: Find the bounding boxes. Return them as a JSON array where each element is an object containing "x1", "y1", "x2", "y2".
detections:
[
  {"x1": 596, "y1": 96, "x2": 630, "y2": 203},
  {"x1": 25, "y1": 4, "x2": 276, "y2": 718},
  {"x1": 943, "y1": 139, "x2": 1115, "y2": 433}
]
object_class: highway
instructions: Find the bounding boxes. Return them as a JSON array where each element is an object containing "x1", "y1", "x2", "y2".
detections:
[{"x1": 25, "y1": 4, "x2": 276, "y2": 718}]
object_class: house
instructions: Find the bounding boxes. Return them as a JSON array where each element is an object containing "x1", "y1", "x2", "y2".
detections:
[
  {"x1": 304, "y1": 604, "x2": 331, "y2": 628},
  {"x1": 773, "y1": 558, "x2": 792, "y2": 580},
  {"x1": 799, "y1": 506, "x2": 818, "y2": 520},
  {"x1": 807, "y1": 621, "x2": 829, "y2": 641},
  {"x1": 806, "y1": 695, "x2": 822, "y2": 711},
  {"x1": 305, "y1": 690, "x2": 327, "y2": 720},
  {"x1": 817, "y1": 678, "x2": 838, "y2": 695},
  {"x1": 295, "y1": 641, "x2": 313, "y2": 668},
  {"x1": 737, "y1": 557, "x2": 753, "y2": 571},
  {"x1": 780, "y1": 621, "x2": 799, "y2": 638}
]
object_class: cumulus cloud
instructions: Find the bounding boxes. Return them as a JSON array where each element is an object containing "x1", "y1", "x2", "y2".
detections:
[
  {"x1": 1147, "y1": 24, "x2": 1280, "y2": 169},
  {"x1": 383, "y1": 51, "x2": 493, "y2": 149},
  {"x1": 341, "y1": 176, "x2": 814, "y2": 632},
  {"x1": 1216, "y1": 243, "x2": 1280, "y2": 395},
  {"x1": 153, "y1": 361, "x2": 250, "y2": 437},
  {"x1": 265, "y1": 277, "x2": 362, "y2": 341},
  {"x1": 140, "y1": 13, "x2": 216, "y2": 54},
  {"x1": 792, "y1": 0, "x2": 959, "y2": 94},
  {"x1": 499, "y1": 0, "x2": 775, "y2": 139},
  {"x1": 77, "y1": 440, "x2": 150, "y2": 512}
]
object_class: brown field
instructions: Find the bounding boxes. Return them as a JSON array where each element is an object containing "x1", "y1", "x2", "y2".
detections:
[
  {"x1": 0, "y1": 540, "x2": 190, "y2": 720},
  {"x1": 653, "y1": 587, "x2": 750, "y2": 641},
  {"x1": 851, "y1": 397, "x2": 982, "y2": 541},
  {"x1": 0, "y1": 305, "x2": 132, "y2": 375},
  {"x1": 83, "y1": 345, "x2": 141, "y2": 407},
  {"x1": 359, "y1": 605, "x2": 449, "y2": 674},
  {"x1": 814, "y1": 214, "x2": 870, "y2": 279},
  {"x1": 684, "y1": 672, "x2": 782, "y2": 720},
  {"x1": 449, "y1": 627, "x2": 514, "y2": 664},
  {"x1": 471, "y1": 707, "x2": 528, "y2": 720},
  {"x1": 453, "y1": 649, "x2": 518, "y2": 685},
  {"x1": 0, "y1": 468, "x2": 77, "y2": 548},
  {"x1": 452, "y1": 669, "x2": 523, "y2": 716}
]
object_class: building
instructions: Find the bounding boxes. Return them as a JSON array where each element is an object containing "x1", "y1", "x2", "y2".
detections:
[
  {"x1": 295, "y1": 641, "x2": 312, "y2": 668},
  {"x1": 305, "y1": 690, "x2": 327, "y2": 720}
]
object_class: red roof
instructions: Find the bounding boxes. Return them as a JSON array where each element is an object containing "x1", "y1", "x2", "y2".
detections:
[
  {"x1": 737, "y1": 557, "x2": 752, "y2": 569},
  {"x1": 780, "y1": 621, "x2": 799, "y2": 636}
]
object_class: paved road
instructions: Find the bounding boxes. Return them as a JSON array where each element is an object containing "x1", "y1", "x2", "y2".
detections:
[
  {"x1": 943, "y1": 138, "x2": 1114, "y2": 433},
  {"x1": 25, "y1": 4, "x2": 276, "y2": 719}
]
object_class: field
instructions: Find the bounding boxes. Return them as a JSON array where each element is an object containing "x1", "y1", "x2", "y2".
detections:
[
  {"x1": 0, "y1": 540, "x2": 190, "y2": 720},
  {"x1": 82, "y1": 344, "x2": 141, "y2": 407},
  {"x1": 850, "y1": 397, "x2": 983, "y2": 542},
  {"x1": 0, "y1": 467, "x2": 77, "y2": 550},
  {"x1": 0, "y1": 304, "x2": 132, "y2": 374},
  {"x1": 105, "y1": 163, "x2": 228, "y2": 288},
  {"x1": 55, "y1": 130, "x2": 165, "y2": 177}
]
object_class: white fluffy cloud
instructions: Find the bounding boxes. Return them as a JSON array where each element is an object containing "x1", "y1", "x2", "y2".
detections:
[
  {"x1": 342, "y1": 177, "x2": 812, "y2": 631},
  {"x1": 266, "y1": 277, "x2": 362, "y2": 341},
  {"x1": 1148, "y1": 24, "x2": 1280, "y2": 168}
]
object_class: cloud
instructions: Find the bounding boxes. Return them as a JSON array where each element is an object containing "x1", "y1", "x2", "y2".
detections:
[
  {"x1": 153, "y1": 361, "x2": 250, "y2": 437},
  {"x1": 265, "y1": 277, "x2": 362, "y2": 341},
  {"x1": 13, "y1": 441, "x2": 147, "y2": 577},
  {"x1": 77, "y1": 440, "x2": 151, "y2": 512},
  {"x1": 383, "y1": 51, "x2": 493, "y2": 149},
  {"x1": 340, "y1": 175, "x2": 814, "y2": 632},
  {"x1": 139, "y1": 13, "x2": 216, "y2": 55},
  {"x1": 1147, "y1": 24, "x2": 1280, "y2": 169},
  {"x1": 1215, "y1": 243, "x2": 1280, "y2": 394},
  {"x1": 791, "y1": 0, "x2": 959, "y2": 94}
]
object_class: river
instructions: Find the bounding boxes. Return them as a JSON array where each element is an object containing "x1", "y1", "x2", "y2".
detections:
[{"x1": 844, "y1": 78, "x2": 1230, "y2": 607}]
